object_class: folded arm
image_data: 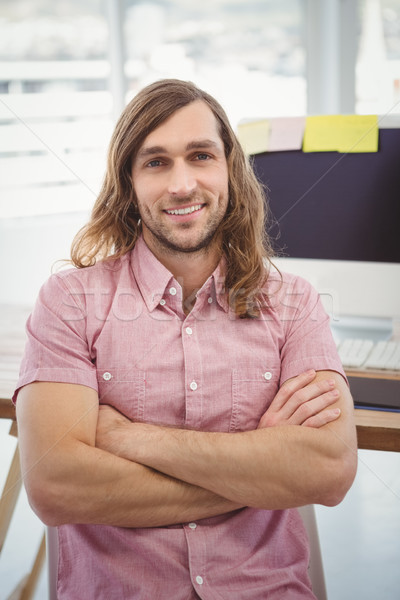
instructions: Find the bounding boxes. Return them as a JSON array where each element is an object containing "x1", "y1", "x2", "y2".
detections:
[
  {"x1": 16, "y1": 382, "x2": 241, "y2": 528},
  {"x1": 17, "y1": 370, "x2": 356, "y2": 529},
  {"x1": 97, "y1": 370, "x2": 358, "y2": 510}
]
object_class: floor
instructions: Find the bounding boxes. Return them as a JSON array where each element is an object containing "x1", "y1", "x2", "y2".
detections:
[
  {"x1": 316, "y1": 448, "x2": 400, "y2": 600},
  {"x1": 1, "y1": 420, "x2": 399, "y2": 600}
]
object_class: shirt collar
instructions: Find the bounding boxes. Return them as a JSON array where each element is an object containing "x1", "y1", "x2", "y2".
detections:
[
  {"x1": 130, "y1": 236, "x2": 229, "y2": 313},
  {"x1": 210, "y1": 258, "x2": 229, "y2": 312}
]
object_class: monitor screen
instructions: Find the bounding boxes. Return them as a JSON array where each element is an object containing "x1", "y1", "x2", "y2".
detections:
[
  {"x1": 251, "y1": 128, "x2": 400, "y2": 324},
  {"x1": 252, "y1": 128, "x2": 400, "y2": 263}
]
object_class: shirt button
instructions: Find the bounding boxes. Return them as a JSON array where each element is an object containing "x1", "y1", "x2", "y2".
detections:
[
  {"x1": 169, "y1": 287, "x2": 177, "y2": 296},
  {"x1": 208, "y1": 297, "x2": 213, "y2": 304},
  {"x1": 188, "y1": 522, "x2": 197, "y2": 529},
  {"x1": 195, "y1": 575, "x2": 203, "y2": 585},
  {"x1": 102, "y1": 372, "x2": 112, "y2": 381},
  {"x1": 189, "y1": 381, "x2": 198, "y2": 391},
  {"x1": 185, "y1": 327, "x2": 193, "y2": 335},
  {"x1": 160, "y1": 299, "x2": 166, "y2": 306},
  {"x1": 264, "y1": 371, "x2": 272, "y2": 380}
]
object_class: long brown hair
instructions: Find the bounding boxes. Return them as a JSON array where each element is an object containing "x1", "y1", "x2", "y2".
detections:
[{"x1": 71, "y1": 79, "x2": 276, "y2": 318}]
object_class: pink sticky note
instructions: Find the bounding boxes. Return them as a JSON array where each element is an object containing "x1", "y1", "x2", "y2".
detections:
[{"x1": 268, "y1": 117, "x2": 306, "y2": 152}]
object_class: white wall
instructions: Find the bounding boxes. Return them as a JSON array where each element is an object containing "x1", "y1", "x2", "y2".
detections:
[{"x1": 0, "y1": 212, "x2": 89, "y2": 306}]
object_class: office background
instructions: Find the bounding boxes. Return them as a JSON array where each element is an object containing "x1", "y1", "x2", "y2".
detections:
[{"x1": 0, "y1": 1, "x2": 400, "y2": 598}]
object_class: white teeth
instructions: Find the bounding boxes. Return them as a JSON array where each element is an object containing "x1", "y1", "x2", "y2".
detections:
[{"x1": 166, "y1": 204, "x2": 202, "y2": 216}]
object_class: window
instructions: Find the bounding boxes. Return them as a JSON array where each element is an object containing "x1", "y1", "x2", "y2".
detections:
[
  {"x1": 0, "y1": 0, "x2": 306, "y2": 219},
  {"x1": 0, "y1": 0, "x2": 111, "y2": 219},
  {"x1": 356, "y1": 0, "x2": 400, "y2": 115},
  {"x1": 123, "y1": 0, "x2": 306, "y2": 127}
]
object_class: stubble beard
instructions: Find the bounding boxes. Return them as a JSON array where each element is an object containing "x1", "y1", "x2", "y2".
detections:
[{"x1": 139, "y1": 194, "x2": 228, "y2": 257}]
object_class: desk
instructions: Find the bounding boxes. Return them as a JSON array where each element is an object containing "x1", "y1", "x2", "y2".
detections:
[
  {"x1": 0, "y1": 304, "x2": 31, "y2": 421},
  {"x1": 348, "y1": 369, "x2": 400, "y2": 452},
  {"x1": 0, "y1": 305, "x2": 400, "y2": 452},
  {"x1": 354, "y1": 408, "x2": 400, "y2": 452}
]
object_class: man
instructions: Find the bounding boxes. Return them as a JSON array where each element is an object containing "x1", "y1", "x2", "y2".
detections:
[{"x1": 15, "y1": 79, "x2": 357, "y2": 599}]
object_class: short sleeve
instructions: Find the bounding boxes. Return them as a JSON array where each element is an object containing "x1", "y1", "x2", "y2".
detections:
[
  {"x1": 278, "y1": 275, "x2": 346, "y2": 385},
  {"x1": 13, "y1": 272, "x2": 98, "y2": 402}
]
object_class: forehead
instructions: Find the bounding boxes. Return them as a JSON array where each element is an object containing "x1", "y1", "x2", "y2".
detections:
[{"x1": 139, "y1": 100, "x2": 224, "y2": 151}]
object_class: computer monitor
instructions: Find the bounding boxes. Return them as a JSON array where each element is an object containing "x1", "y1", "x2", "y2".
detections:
[{"x1": 252, "y1": 128, "x2": 400, "y2": 340}]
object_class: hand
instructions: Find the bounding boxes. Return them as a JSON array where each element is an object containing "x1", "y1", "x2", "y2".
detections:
[
  {"x1": 257, "y1": 370, "x2": 341, "y2": 429},
  {"x1": 96, "y1": 404, "x2": 132, "y2": 457}
]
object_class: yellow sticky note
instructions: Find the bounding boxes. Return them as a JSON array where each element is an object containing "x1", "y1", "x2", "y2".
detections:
[
  {"x1": 303, "y1": 115, "x2": 378, "y2": 153},
  {"x1": 237, "y1": 119, "x2": 270, "y2": 155},
  {"x1": 303, "y1": 116, "x2": 342, "y2": 152},
  {"x1": 337, "y1": 115, "x2": 378, "y2": 153}
]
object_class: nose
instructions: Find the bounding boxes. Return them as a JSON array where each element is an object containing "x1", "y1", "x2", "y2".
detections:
[{"x1": 167, "y1": 160, "x2": 196, "y2": 197}]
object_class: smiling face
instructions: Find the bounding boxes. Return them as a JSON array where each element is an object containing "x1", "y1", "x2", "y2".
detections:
[{"x1": 131, "y1": 100, "x2": 229, "y2": 262}]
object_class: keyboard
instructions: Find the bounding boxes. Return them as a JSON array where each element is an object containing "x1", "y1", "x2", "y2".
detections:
[{"x1": 338, "y1": 338, "x2": 400, "y2": 370}]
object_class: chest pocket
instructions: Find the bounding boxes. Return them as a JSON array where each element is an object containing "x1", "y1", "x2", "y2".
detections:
[
  {"x1": 96, "y1": 368, "x2": 146, "y2": 422},
  {"x1": 231, "y1": 366, "x2": 280, "y2": 432}
]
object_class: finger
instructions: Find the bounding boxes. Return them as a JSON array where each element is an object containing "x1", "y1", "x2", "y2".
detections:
[
  {"x1": 302, "y1": 407, "x2": 341, "y2": 428},
  {"x1": 274, "y1": 378, "x2": 337, "y2": 424},
  {"x1": 287, "y1": 388, "x2": 340, "y2": 426},
  {"x1": 283, "y1": 378, "x2": 337, "y2": 413},
  {"x1": 258, "y1": 372, "x2": 330, "y2": 427},
  {"x1": 269, "y1": 370, "x2": 317, "y2": 411}
]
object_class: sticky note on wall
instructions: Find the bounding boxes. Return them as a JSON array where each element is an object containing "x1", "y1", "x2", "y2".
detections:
[
  {"x1": 268, "y1": 116, "x2": 306, "y2": 152},
  {"x1": 303, "y1": 115, "x2": 379, "y2": 153},
  {"x1": 237, "y1": 119, "x2": 270, "y2": 155}
]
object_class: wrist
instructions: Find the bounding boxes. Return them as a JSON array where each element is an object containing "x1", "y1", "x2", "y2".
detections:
[{"x1": 120, "y1": 422, "x2": 161, "y2": 464}]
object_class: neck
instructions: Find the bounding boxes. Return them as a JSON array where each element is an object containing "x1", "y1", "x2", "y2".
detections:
[
  {"x1": 171, "y1": 251, "x2": 221, "y2": 310},
  {"x1": 143, "y1": 234, "x2": 222, "y2": 306}
]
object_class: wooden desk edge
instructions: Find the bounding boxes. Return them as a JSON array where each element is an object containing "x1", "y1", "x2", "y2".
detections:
[
  {"x1": 348, "y1": 369, "x2": 400, "y2": 452},
  {"x1": 356, "y1": 424, "x2": 400, "y2": 452},
  {"x1": 346, "y1": 369, "x2": 400, "y2": 381},
  {"x1": 0, "y1": 397, "x2": 16, "y2": 420},
  {"x1": 354, "y1": 408, "x2": 400, "y2": 452}
]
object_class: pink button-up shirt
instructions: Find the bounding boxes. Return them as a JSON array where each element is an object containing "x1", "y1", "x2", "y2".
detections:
[{"x1": 15, "y1": 236, "x2": 345, "y2": 599}]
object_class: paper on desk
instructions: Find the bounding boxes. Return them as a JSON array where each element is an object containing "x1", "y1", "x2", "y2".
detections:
[
  {"x1": 267, "y1": 116, "x2": 306, "y2": 151},
  {"x1": 303, "y1": 115, "x2": 379, "y2": 153},
  {"x1": 237, "y1": 119, "x2": 270, "y2": 155}
]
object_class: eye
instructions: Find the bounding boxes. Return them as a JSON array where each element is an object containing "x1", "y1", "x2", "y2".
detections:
[
  {"x1": 146, "y1": 159, "x2": 163, "y2": 168},
  {"x1": 195, "y1": 153, "x2": 211, "y2": 161}
]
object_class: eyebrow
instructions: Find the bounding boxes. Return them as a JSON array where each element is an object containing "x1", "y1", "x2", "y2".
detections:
[
  {"x1": 137, "y1": 139, "x2": 221, "y2": 159},
  {"x1": 186, "y1": 139, "x2": 220, "y2": 151}
]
